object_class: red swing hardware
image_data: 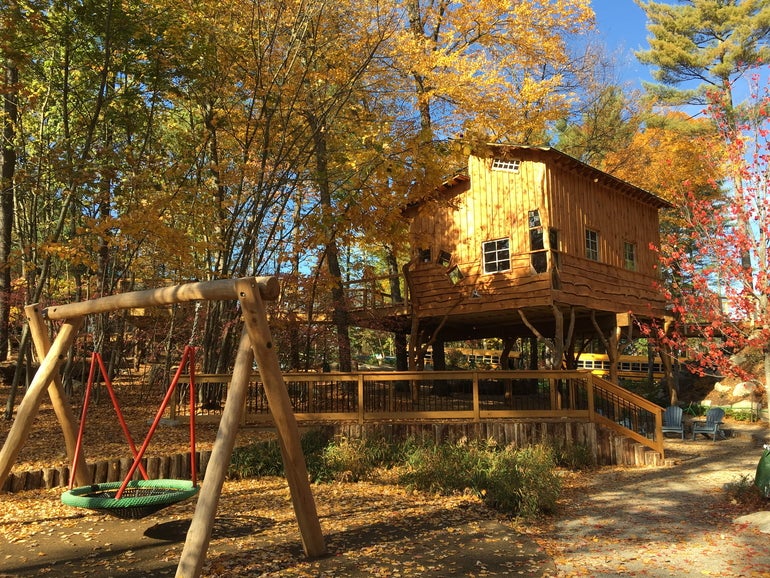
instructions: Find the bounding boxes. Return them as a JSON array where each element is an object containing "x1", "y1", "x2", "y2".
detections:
[{"x1": 70, "y1": 345, "x2": 198, "y2": 498}]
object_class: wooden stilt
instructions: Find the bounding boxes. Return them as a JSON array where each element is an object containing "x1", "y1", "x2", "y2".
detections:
[{"x1": 0, "y1": 316, "x2": 84, "y2": 489}]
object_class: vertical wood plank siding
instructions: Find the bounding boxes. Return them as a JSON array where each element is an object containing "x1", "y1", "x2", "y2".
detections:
[{"x1": 407, "y1": 148, "x2": 667, "y2": 319}]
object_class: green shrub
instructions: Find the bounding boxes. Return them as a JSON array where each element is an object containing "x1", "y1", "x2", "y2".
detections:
[
  {"x1": 319, "y1": 438, "x2": 374, "y2": 481},
  {"x1": 229, "y1": 429, "x2": 332, "y2": 480},
  {"x1": 552, "y1": 442, "x2": 595, "y2": 470},
  {"x1": 484, "y1": 444, "x2": 561, "y2": 517},
  {"x1": 725, "y1": 408, "x2": 753, "y2": 421},
  {"x1": 231, "y1": 433, "x2": 563, "y2": 518},
  {"x1": 399, "y1": 439, "x2": 561, "y2": 518},
  {"x1": 229, "y1": 438, "x2": 284, "y2": 479},
  {"x1": 682, "y1": 402, "x2": 707, "y2": 417}
]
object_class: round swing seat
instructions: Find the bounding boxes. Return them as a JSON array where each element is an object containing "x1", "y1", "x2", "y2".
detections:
[{"x1": 61, "y1": 479, "x2": 199, "y2": 520}]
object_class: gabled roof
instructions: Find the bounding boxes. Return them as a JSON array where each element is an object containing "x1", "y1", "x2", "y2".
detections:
[
  {"x1": 494, "y1": 144, "x2": 673, "y2": 209},
  {"x1": 403, "y1": 144, "x2": 673, "y2": 216}
]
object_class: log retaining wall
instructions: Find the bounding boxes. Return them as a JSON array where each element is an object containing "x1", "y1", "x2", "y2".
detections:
[{"x1": 1, "y1": 449, "x2": 213, "y2": 494}]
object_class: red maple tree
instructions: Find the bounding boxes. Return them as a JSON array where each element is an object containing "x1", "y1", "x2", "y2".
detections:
[{"x1": 649, "y1": 71, "x2": 770, "y2": 416}]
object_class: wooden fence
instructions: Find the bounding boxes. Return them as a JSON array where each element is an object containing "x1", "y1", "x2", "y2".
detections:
[{"x1": 176, "y1": 370, "x2": 664, "y2": 457}]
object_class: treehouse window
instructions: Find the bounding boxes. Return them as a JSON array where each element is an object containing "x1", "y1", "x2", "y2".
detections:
[
  {"x1": 492, "y1": 158, "x2": 521, "y2": 173},
  {"x1": 419, "y1": 248, "x2": 432, "y2": 263},
  {"x1": 528, "y1": 209, "x2": 547, "y2": 273},
  {"x1": 438, "y1": 250, "x2": 451, "y2": 267},
  {"x1": 585, "y1": 229, "x2": 599, "y2": 261},
  {"x1": 549, "y1": 228, "x2": 560, "y2": 267},
  {"x1": 447, "y1": 266, "x2": 464, "y2": 285},
  {"x1": 482, "y1": 238, "x2": 510, "y2": 273},
  {"x1": 624, "y1": 242, "x2": 637, "y2": 271}
]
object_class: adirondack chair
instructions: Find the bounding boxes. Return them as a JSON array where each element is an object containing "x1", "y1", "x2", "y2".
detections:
[
  {"x1": 692, "y1": 407, "x2": 726, "y2": 441},
  {"x1": 661, "y1": 405, "x2": 685, "y2": 439}
]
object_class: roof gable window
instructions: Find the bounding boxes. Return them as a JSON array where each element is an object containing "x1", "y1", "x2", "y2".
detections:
[{"x1": 492, "y1": 158, "x2": 520, "y2": 173}]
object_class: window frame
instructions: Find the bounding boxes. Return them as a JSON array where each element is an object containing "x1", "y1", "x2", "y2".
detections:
[
  {"x1": 482, "y1": 238, "x2": 511, "y2": 274},
  {"x1": 492, "y1": 158, "x2": 521, "y2": 173},
  {"x1": 585, "y1": 228, "x2": 600, "y2": 261},
  {"x1": 623, "y1": 241, "x2": 637, "y2": 271}
]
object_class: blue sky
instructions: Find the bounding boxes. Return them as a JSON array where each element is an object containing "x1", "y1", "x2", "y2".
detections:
[{"x1": 591, "y1": 0, "x2": 653, "y2": 88}]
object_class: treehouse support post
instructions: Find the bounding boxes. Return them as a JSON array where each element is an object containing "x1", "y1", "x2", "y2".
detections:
[{"x1": 0, "y1": 315, "x2": 84, "y2": 488}]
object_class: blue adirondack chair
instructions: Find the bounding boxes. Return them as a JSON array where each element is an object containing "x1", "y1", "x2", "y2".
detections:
[
  {"x1": 692, "y1": 407, "x2": 725, "y2": 441},
  {"x1": 661, "y1": 405, "x2": 685, "y2": 439}
]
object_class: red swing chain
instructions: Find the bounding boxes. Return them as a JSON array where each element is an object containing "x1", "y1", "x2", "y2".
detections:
[{"x1": 69, "y1": 352, "x2": 150, "y2": 489}]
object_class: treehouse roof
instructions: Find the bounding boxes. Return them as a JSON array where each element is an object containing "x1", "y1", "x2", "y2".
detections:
[{"x1": 404, "y1": 144, "x2": 672, "y2": 216}]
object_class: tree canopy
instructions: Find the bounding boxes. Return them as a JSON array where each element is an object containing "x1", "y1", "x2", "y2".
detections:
[{"x1": 0, "y1": 0, "x2": 596, "y2": 376}]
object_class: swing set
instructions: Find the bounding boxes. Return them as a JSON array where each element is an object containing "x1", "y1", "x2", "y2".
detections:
[
  {"x1": 61, "y1": 347, "x2": 200, "y2": 519},
  {"x1": 0, "y1": 277, "x2": 326, "y2": 578}
]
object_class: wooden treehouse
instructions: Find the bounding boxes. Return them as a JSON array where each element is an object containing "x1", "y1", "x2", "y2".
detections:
[{"x1": 349, "y1": 144, "x2": 672, "y2": 378}]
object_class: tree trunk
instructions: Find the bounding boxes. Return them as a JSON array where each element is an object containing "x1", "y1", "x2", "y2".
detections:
[
  {"x1": 763, "y1": 343, "x2": 770, "y2": 421},
  {"x1": 309, "y1": 111, "x2": 352, "y2": 372},
  {"x1": 0, "y1": 61, "x2": 18, "y2": 362}
]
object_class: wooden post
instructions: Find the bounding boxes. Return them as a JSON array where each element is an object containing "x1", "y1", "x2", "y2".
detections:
[
  {"x1": 0, "y1": 316, "x2": 84, "y2": 489},
  {"x1": 176, "y1": 330, "x2": 255, "y2": 578},
  {"x1": 235, "y1": 277, "x2": 325, "y2": 557},
  {"x1": 25, "y1": 304, "x2": 91, "y2": 488},
  {"x1": 176, "y1": 277, "x2": 325, "y2": 578}
]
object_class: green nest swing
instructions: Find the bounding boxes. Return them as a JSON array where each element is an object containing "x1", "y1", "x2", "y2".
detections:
[
  {"x1": 61, "y1": 479, "x2": 200, "y2": 520},
  {"x1": 63, "y1": 347, "x2": 200, "y2": 520}
]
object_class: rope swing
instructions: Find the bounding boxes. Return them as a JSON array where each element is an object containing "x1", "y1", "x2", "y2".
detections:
[{"x1": 61, "y1": 346, "x2": 200, "y2": 519}]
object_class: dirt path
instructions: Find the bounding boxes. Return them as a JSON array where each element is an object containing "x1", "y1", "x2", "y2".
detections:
[{"x1": 542, "y1": 427, "x2": 770, "y2": 577}]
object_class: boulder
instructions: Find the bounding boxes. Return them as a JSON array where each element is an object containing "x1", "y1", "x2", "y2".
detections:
[
  {"x1": 714, "y1": 381, "x2": 731, "y2": 393},
  {"x1": 733, "y1": 381, "x2": 758, "y2": 398}
]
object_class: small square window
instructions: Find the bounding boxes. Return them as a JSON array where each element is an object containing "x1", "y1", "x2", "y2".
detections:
[
  {"x1": 437, "y1": 250, "x2": 451, "y2": 267},
  {"x1": 624, "y1": 242, "x2": 637, "y2": 271},
  {"x1": 482, "y1": 238, "x2": 510, "y2": 273},
  {"x1": 447, "y1": 266, "x2": 464, "y2": 285},
  {"x1": 419, "y1": 248, "x2": 432, "y2": 263},
  {"x1": 585, "y1": 229, "x2": 599, "y2": 261},
  {"x1": 492, "y1": 158, "x2": 521, "y2": 173}
]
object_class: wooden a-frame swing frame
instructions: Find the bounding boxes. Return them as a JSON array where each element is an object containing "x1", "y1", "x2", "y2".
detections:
[{"x1": 0, "y1": 277, "x2": 326, "y2": 578}]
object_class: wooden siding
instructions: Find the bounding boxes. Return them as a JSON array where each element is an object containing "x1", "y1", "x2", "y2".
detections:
[
  {"x1": 556, "y1": 253, "x2": 666, "y2": 317},
  {"x1": 543, "y1": 153, "x2": 661, "y2": 276},
  {"x1": 407, "y1": 148, "x2": 666, "y2": 323},
  {"x1": 409, "y1": 257, "x2": 553, "y2": 319}
]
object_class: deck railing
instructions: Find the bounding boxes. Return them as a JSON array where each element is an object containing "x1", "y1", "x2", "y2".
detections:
[
  {"x1": 175, "y1": 370, "x2": 664, "y2": 455},
  {"x1": 343, "y1": 274, "x2": 409, "y2": 311}
]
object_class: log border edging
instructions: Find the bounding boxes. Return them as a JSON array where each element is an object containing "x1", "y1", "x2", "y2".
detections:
[{"x1": 1, "y1": 449, "x2": 213, "y2": 494}]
